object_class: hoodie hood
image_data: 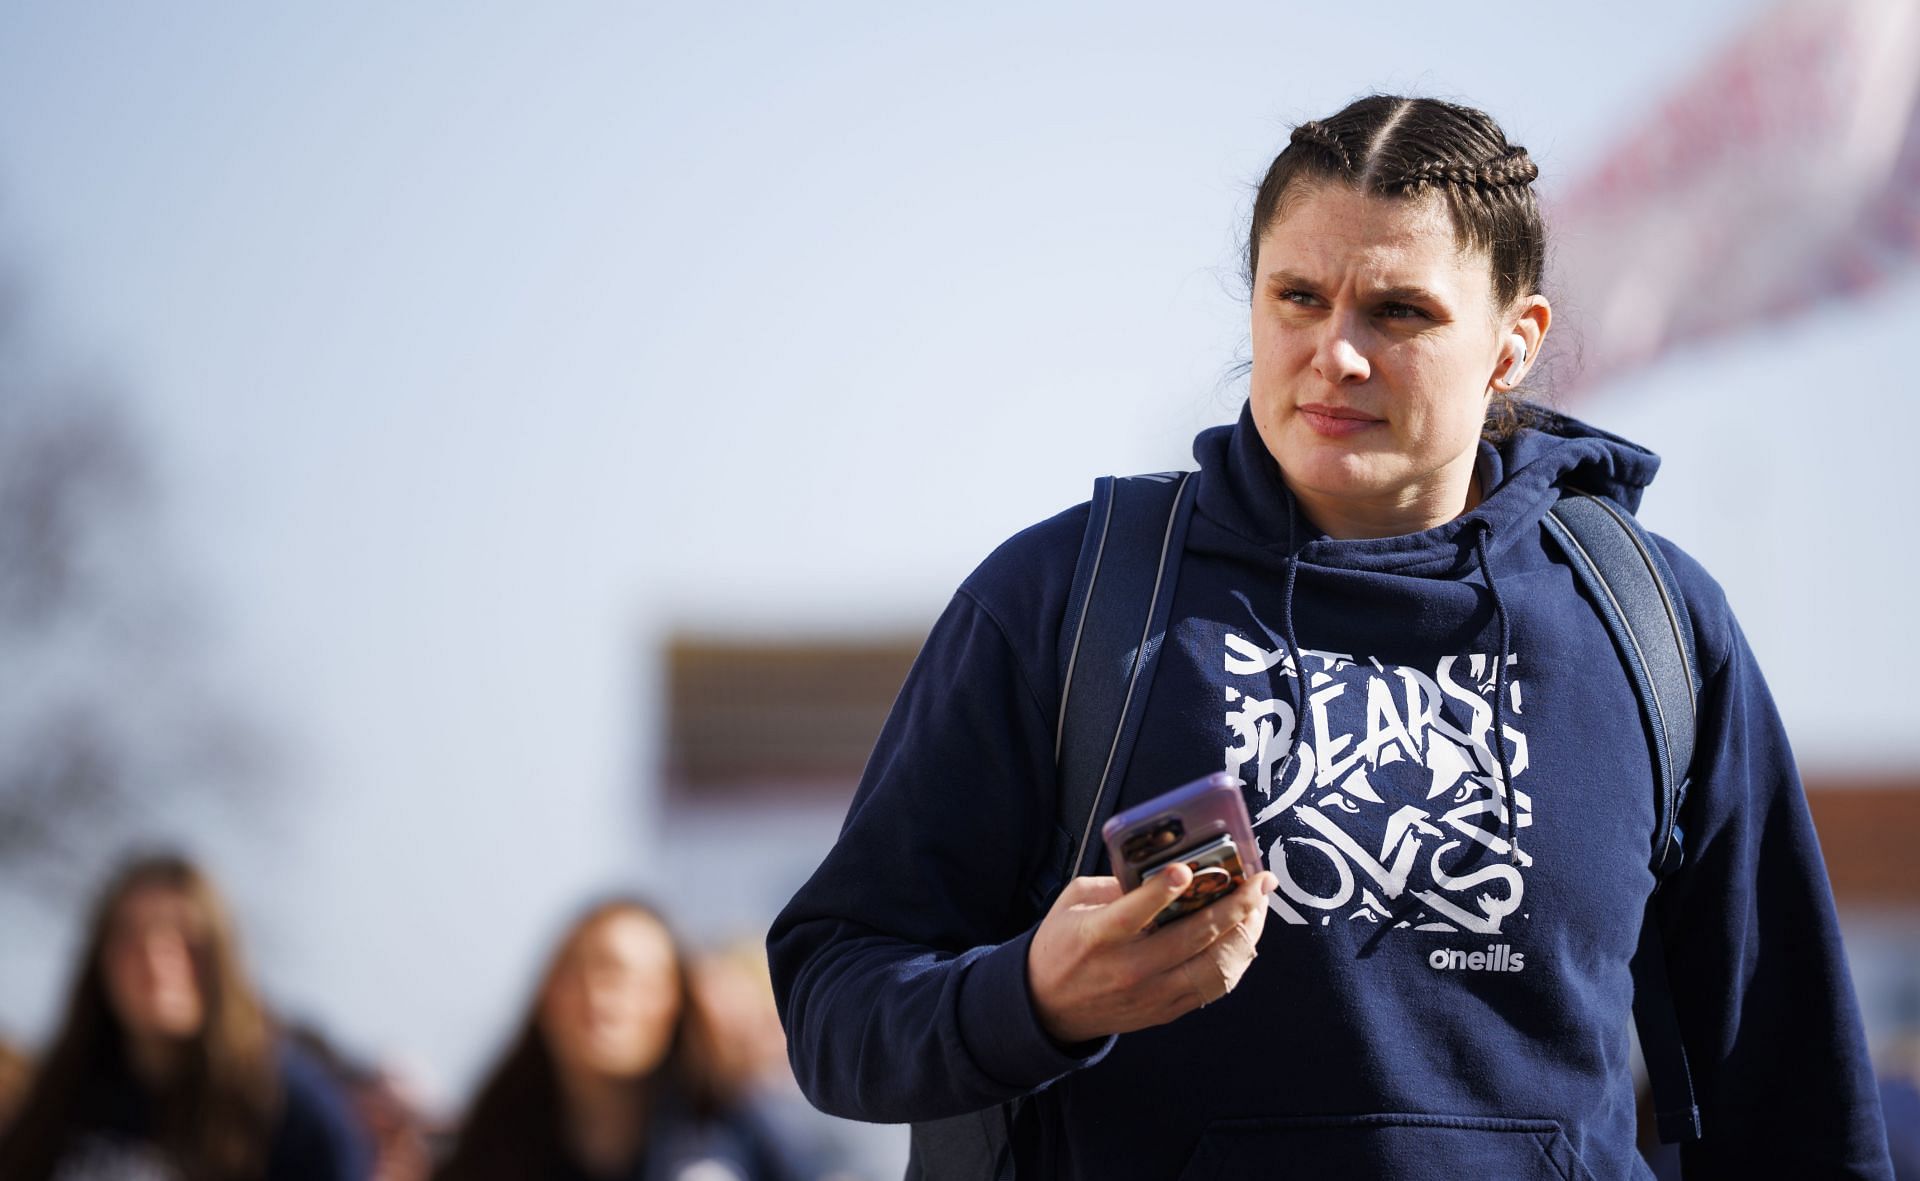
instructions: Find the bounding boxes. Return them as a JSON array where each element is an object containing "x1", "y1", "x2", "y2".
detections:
[{"x1": 1191, "y1": 400, "x2": 1662, "y2": 576}]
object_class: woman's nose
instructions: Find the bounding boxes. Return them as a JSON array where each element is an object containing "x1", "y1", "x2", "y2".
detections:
[
  {"x1": 140, "y1": 934, "x2": 191, "y2": 981},
  {"x1": 1312, "y1": 320, "x2": 1370, "y2": 385}
]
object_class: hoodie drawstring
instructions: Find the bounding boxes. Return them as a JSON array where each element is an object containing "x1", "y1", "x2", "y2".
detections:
[
  {"x1": 1271, "y1": 530, "x2": 1518, "y2": 866},
  {"x1": 1276, "y1": 554, "x2": 1307, "y2": 779},
  {"x1": 1473, "y1": 523, "x2": 1522, "y2": 866}
]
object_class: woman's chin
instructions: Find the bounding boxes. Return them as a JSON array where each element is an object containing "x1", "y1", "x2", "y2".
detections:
[{"x1": 1281, "y1": 452, "x2": 1397, "y2": 505}]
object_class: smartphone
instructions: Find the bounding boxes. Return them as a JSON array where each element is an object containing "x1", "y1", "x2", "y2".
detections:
[{"x1": 1102, "y1": 772, "x2": 1258, "y2": 929}]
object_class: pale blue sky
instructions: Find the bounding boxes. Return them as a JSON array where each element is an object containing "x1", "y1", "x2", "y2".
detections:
[{"x1": 5, "y1": 0, "x2": 1911, "y2": 1107}]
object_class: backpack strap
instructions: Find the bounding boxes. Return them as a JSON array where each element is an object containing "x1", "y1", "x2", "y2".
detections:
[
  {"x1": 1541, "y1": 489, "x2": 1704, "y2": 1144},
  {"x1": 906, "y1": 1106, "x2": 1018, "y2": 1181},
  {"x1": 1049, "y1": 471, "x2": 1198, "y2": 897},
  {"x1": 1542, "y1": 491, "x2": 1700, "y2": 878}
]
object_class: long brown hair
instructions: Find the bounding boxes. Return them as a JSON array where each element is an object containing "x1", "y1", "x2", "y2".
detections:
[
  {"x1": 434, "y1": 897, "x2": 725, "y2": 1181},
  {"x1": 0, "y1": 853, "x2": 280, "y2": 1181}
]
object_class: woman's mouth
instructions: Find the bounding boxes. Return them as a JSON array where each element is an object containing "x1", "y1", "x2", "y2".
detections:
[{"x1": 1298, "y1": 403, "x2": 1383, "y2": 438}]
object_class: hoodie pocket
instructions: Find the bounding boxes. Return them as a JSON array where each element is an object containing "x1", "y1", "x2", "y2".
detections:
[{"x1": 1174, "y1": 1112, "x2": 1597, "y2": 1181}]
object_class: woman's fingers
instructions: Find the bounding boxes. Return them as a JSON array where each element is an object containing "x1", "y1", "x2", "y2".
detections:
[
  {"x1": 1188, "y1": 877, "x2": 1272, "y2": 994},
  {"x1": 1029, "y1": 867, "x2": 1276, "y2": 1043},
  {"x1": 1139, "y1": 871, "x2": 1275, "y2": 973},
  {"x1": 1102, "y1": 861, "x2": 1195, "y2": 937}
]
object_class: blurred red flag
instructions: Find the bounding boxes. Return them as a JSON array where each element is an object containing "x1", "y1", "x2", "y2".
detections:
[{"x1": 1550, "y1": 0, "x2": 1920, "y2": 396}]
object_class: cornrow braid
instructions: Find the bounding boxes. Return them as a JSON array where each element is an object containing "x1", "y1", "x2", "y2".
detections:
[
  {"x1": 1286, "y1": 119, "x2": 1354, "y2": 174},
  {"x1": 1382, "y1": 147, "x2": 1538, "y2": 195},
  {"x1": 1480, "y1": 147, "x2": 1540, "y2": 188}
]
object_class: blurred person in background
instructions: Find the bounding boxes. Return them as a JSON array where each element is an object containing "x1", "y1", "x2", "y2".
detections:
[
  {"x1": 691, "y1": 941, "x2": 865, "y2": 1181},
  {"x1": 0, "y1": 852, "x2": 371, "y2": 1180},
  {"x1": 286, "y1": 1024, "x2": 437, "y2": 1181},
  {"x1": 1876, "y1": 980, "x2": 1920, "y2": 1180},
  {"x1": 435, "y1": 898, "x2": 793, "y2": 1181},
  {"x1": 0, "y1": 1034, "x2": 32, "y2": 1132}
]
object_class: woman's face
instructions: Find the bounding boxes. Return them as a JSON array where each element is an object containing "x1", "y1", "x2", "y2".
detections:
[
  {"x1": 539, "y1": 911, "x2": 682, "y2": 1082},
  {"x1": 102, "y1": 884, "x2": 208, "y2": 1041},
  {"x1": 1248, "y1": 181, "x2": 1525, "y2": 537}
]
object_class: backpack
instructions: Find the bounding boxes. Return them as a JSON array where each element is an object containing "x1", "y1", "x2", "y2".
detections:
[{"x1": 906, "y1": 472, "x2": 1703, "y2": 1179}]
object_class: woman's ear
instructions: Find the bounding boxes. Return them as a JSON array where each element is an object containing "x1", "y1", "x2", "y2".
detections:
[{"x1": 1495, "y1": 295, "x2": 1552, "y2": 391}]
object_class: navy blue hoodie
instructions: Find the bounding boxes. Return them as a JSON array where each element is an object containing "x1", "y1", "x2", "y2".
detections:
[{"x1": 769, "y1": 405, "x2": 1892, "y2": 1179}]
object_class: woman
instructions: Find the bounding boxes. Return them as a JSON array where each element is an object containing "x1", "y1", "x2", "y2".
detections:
[
  {"x1": 436, "y1": 899, "x2": 790, "y2": 1181},
  {"x1": 769, "y1": 95, "x2": 1893, "y2": 1178},
  {"x1": 0, "y1": 853, "x2": 370, "y2": 1180}
]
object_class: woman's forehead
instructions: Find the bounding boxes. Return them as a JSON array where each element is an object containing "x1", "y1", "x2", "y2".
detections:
[
  {"x1": 569, "y1": 910, "x2": 674, "y2": 966},
  {"x1": 1258, "y1": 183, "x2": 1486, "y2": 285},
  {"x1": 109, "y1": 884, "x2": 204, "y2": 936}
]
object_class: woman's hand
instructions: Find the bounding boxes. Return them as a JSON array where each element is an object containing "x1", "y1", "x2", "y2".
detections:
[{"x1": 1026, "y1": 864, "x2": 1278, "y2": 1046}]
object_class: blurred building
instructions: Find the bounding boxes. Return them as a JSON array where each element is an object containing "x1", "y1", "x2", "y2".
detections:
[{"x1": 654, "y1": 634, "x2": 923, "y2": 936}]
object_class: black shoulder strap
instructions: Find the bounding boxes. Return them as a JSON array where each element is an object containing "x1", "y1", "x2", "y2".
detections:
[
  {"x1": 1051, "y1": 472, "x2": 1197, "y2": 894},
  {"x1": 906, "y1": 1107, "x2": 1017, "y2": 1181},
  {"x1": 1541, "y1": 489, "x2": 1704, "y2": 1144},
  {"x1": 1543, "y1": 491, "x2": 1700, "y2": 877}
]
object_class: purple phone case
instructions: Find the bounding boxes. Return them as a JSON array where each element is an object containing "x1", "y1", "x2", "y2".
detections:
[{"x1": 1101, "y1": 772, "x2": 1259, "y2": 922}]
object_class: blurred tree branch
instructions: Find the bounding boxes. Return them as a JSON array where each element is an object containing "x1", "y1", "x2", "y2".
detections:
[{"x1": 0, "y1": 261, "x2": 268, "y2": 895}]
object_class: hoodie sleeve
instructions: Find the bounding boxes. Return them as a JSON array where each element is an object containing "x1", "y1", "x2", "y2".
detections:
[
  {"x1": 767, "y1": 579, "x2": 1114, "y2": 1124},
  {"x1": 1652, "y1": 548, "x2": 1892, "y2": 1177}
]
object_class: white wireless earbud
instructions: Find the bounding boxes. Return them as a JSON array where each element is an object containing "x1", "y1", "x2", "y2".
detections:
[{"x1": 1502, "y1": 337, "x2": 1528, "y2": 385}]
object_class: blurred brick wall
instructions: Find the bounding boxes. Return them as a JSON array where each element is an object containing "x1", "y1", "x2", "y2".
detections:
[
  {"x1": 1805, "y1": 777, "x2": 1920, "y2": 906},
  {"x1": 662, "y1": 635, "x2": 921, "y2": 804}
]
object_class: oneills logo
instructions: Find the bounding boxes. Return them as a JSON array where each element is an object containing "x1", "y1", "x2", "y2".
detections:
[{"x1": 1427, "y1": 944, "x2": 1526, "y2": 973}]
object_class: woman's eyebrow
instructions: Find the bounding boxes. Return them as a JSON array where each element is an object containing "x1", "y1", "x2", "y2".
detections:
[
  {"x1": 1371, "y1": 283, "x2": 1447, "y2": 306},
  {"x1": 1263, "y1": 271, "x2": 1447, "y2": 307},
  {"x1": 1264, "y1": 269, "x2": 1320, "y2": 292}
]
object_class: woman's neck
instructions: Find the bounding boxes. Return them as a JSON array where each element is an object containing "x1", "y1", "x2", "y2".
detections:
[
  {"x1": 1289, "y1": 464, "x2": 1484, "y2": 542},
  {"x1": 555, "y1": 1068, "x2": 651, "y2": 1177}
]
